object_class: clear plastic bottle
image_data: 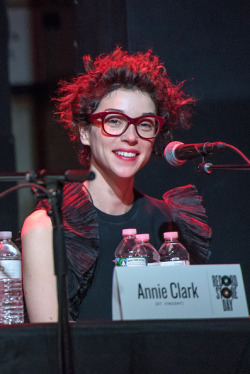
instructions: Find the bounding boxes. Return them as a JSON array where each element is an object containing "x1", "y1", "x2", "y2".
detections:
[
  {"x1": 135, "y1": 233, "x2": 160, "y2": 266},
  {"x1": 114, "y1": 228, "x2": 147, "y2": 267},
  {"x1": 159, "y1": 231, "x2": 190, "y2": 266},
  {"x1": 0, "y1": 231, "x2": 24, "y2": 324}
]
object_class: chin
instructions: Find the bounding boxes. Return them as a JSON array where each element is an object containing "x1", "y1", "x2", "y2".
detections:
[
  {"x1": 113, "y1": 165, "x2": 145, "y2": 179},
  {"x1": 114, "y1": 171, "x2": 136, "y2": 180}
]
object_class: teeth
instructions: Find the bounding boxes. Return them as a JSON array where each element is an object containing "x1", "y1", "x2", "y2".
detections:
[{"x1": 115, "y1": 151, "x2": 137, "y2": 157}]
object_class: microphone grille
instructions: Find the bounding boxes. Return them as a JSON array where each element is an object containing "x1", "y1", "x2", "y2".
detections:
[{"x1": 164, "y1": 141, "x2": 186, "y2": 166}]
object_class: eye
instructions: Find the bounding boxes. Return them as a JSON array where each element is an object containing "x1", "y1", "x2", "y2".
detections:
[
  {"x1": 138, "y1": 119, "x2": 155, "y2": 131},
  {"x1": 105, "y1": 115, "x2": 126, "y2": 127}
]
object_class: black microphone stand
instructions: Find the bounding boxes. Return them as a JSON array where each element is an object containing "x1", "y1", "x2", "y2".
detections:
[
  {"x1": 198, "y1": 163, "x2": 250, "y2": 173},
  {"x1": 0, "y1": 170, "x2": 95, "y2": 374},
  {"x1": 195, "y1": 143, "x2": 250, "y2": 174}
]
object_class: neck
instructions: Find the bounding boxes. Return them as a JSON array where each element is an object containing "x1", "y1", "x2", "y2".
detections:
[{"x1": 84, "y1": 169, "x2": 135, "y2": 215}]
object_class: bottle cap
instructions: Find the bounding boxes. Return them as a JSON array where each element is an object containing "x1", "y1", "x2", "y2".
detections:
[
  {"x1": 0, "y1": 231, "x2": 12, "y2": 240},
  {"x1": 136, "y1": 233, "x2": 149, "y2": 242},
  {"x1": 122, "y1": 228, "x2": 137, "y2": 236},
  {"x1": 163, "y1": 231, "x2": 178, "y2": 240}
]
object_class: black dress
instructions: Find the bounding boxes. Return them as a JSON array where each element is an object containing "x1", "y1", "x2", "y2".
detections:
[{"x1": 34, "y1": 183, "x2": 212, "y2": 321}]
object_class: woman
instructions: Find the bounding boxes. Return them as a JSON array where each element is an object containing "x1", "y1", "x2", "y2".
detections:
[{"x1": 21, "y1": 47, "x2": 212, "y2": 322}]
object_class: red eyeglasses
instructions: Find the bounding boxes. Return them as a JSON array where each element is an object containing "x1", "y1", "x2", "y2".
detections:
[{"x1": 89, "y1": 111, "x2": 164, "y2": 139}]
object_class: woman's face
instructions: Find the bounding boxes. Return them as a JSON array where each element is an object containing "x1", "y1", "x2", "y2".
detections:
[{"x1": 80, "y1": 88, "x2": 156, "y2": 181}]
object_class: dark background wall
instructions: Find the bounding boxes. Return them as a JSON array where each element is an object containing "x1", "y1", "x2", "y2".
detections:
[
  {"x1": 0, "y1": 0, "x2": 18, "y2": 234},
  {"x1": 1, "y1": 0, "x2": 249, "y2": 304},
  {"x1": 75, "y1": 0, "x2": 250, "y2": 304}
]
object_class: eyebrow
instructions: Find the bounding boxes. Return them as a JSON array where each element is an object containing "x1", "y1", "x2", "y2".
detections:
[{"x1": 104, "y1": 109, "x2": 156, "y2": 116}]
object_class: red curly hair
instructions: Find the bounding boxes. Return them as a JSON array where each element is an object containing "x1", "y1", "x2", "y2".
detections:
[{"x1": 54, "y1": 46, "x2": 195, "y2": 166}]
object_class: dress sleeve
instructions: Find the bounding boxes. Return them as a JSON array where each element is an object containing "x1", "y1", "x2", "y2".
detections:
[
  {"x1": 34, "y1": 183, "x2": 99, "y2": 320},
  {"x1": 163, "y1": 184, "x2": 212, "y2": 264}
]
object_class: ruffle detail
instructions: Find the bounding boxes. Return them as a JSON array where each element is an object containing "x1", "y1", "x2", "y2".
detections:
[
  {"x1": 163, "y1": 184, "x2": 212, "y2": 264},
  {"x1": 35, "y1": 182, "x2": 99, "y2": 320}
]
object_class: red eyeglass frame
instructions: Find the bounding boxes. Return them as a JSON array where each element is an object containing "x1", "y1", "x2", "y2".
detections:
[{"x1": 88, "y1": 111, "x2": 165, "y2": 139}]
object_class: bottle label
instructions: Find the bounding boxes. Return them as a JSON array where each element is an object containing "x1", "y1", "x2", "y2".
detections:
[
  {"x1": 160, "y1": 260, "x2": 190, "y2": 266},
  {"x1": 115, "y1": 257, "x2": 147, "y2": 267},
  {"x1": 0, "y1": 260, "x2": 22, "y2": 279}
]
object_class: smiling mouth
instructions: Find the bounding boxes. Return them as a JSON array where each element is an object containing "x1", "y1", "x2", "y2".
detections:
[{"x1": 113, "y1": 151, "x2": 138, "y2": 158}]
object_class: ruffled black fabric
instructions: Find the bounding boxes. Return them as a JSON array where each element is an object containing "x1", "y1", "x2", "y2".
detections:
[
  {"x1": 163, "y1": 184, "x2": 212, "y2": 264},
  {"x1": 35, "y1": 182, "x2": 99, "y2": 320}
]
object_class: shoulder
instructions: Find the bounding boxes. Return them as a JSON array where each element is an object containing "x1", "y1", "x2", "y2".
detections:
[
  {"x1": 21, "y1": 209, "x2": 52, "y2": 239},
  {"x1": 33, "y1": 183, "x2": 87, "y2": 213},
  {"x1": 162, "y1": 184, "x2": 212, "y2": 264},
  {"x1": 135, "y1": 190, "x2": 172, "y2": 218}
]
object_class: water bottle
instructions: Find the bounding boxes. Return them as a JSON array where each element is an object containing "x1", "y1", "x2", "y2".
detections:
[
  {"x1": 0, "y1": 231, "x2": 24, "y2": 324},
  {"x1": 135, "y1": 233, "x2": 160, "y2": 266},
  {"x1": 159, "y1": 231, "x2": 190, "y2": 266},
  {"x1": 114, "y1": 228, "x2": 147, "y2": 267}
]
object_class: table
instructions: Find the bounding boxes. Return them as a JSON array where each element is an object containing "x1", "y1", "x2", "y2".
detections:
[{"x1": 0, "y1": 319, "x2": 249, "y2": 374}]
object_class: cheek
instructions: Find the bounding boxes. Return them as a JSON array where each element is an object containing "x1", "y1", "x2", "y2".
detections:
[
  {"x1": 138, "y1": 141, "x2": 154, "y2": 168},
  {"x1": 143, "y1": 139, "x2": 154, "y2": 156},
  {"x1": 88, "y1": 129, "x2": 112, "y2": 156},
  {"x1": 88, "y1": 127, "x2": 101, "y2": 148}
]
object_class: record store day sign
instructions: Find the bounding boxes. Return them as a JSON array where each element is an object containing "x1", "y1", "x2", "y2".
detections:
[{"x1": 112, "y1": 264, "x2": 249, "y2": 320}]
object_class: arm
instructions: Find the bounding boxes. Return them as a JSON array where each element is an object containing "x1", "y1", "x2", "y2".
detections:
[{"x1": 21, "y1": 210, "x2": 58, "y2": 322}]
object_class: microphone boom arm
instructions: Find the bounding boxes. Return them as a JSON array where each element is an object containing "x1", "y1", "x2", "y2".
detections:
[
  {"x1": 198, "y1": 162, "x2": 250, "y2": 174},
  {"x1": 197, "y1": 143, "x2": 250, "y2": 174}
]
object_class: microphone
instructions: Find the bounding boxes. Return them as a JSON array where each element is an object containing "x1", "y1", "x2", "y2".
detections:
[{"x1": 164, "y1": 141, "x2": 226, "y2": 166}]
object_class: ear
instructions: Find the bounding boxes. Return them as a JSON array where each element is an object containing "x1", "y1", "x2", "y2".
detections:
[{"x1": 79, "y1": 125, "x2": 90, "y2": 146}]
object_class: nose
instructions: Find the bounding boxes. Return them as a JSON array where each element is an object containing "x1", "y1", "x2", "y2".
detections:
[{"x1": 121, "y1": 123, "x2": 138, "y2": 143}]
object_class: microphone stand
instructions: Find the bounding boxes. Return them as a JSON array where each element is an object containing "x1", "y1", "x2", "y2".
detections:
[
  {"x1": 0, "y1": 170, "x2": 95, "y2": 374},
  {"x1": 196, "y1": 143, "x2": 250, "y2": 174},
  {"x1": 198, "y1": 163, "x2": 250, "y2": 174}
]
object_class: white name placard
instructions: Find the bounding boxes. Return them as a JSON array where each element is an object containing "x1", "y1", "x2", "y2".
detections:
[{"x1": 112, "y1": 264, "x2": 249, "y2": 320}]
